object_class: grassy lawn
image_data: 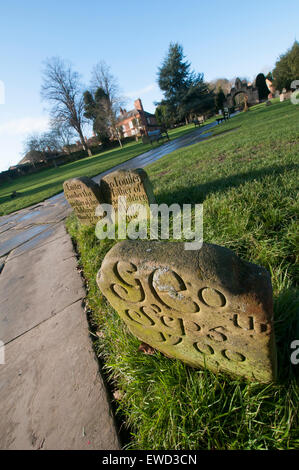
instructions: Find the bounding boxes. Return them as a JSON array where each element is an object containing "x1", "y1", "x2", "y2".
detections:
[
  {"x1": 0, "y1": 121, "x2": 209, "y2": 216},
  {"x1": 67, "y1": 99, "x2": 298, "y2": 450}
]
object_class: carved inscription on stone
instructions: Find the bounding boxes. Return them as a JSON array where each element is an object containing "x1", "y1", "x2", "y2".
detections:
[
  {"x1": 63, "y1": 177, "x2": 103, "y2": 225},
  {"x1": 97, "y1": 240, "x2": 277, "y2": 382},
  {"x1": 99, "y1": 168, "x2": 155, "y2": 215}
]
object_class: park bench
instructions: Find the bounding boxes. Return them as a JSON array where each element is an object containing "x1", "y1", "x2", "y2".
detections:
[
  {"x1": 142, "y1": 129, "x2": 170, "y2": 145},
  {"x1": 216, "y1": 110, "x2": 230, "y2": 124},
  {"x1": 193, "y1": 118, "x2": 204, "y2": 127},
  {"x1": 216, "y1": 116, "x2": 225, "y2": 124}
]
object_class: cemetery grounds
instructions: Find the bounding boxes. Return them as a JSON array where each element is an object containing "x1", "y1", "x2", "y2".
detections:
[
  {"x1": 0, "y1": 122, "x2": 211, "y2": 216},
  {"x1": 66, "y1": 99, "x2": 299, "y2": 450}
]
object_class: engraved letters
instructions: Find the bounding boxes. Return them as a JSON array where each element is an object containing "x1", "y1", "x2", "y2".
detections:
[{"x1": 97, "y1": 241, "x2": 277, "y2": 382}]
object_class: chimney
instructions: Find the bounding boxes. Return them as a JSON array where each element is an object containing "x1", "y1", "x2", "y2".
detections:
[{"x1": 134, "y1": 98, "x2": 143, "y2": 112}]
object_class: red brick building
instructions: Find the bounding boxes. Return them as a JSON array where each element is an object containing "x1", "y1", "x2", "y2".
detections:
[{"x1": 117, "y1": 98, "x2": 159, "y2": 137}]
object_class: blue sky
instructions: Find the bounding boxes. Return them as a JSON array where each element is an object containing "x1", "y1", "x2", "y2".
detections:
[{"x1": 0, "y1": 0, "x2": 298, "y2": 171}]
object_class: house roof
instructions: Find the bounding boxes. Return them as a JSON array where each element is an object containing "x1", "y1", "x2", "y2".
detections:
[
  {"x1": 18, "y1": 150, "x2": 43, "y2": 165},
  {"x1": 144, "y1": 111, "x2": 155, "y2": 117},
  {"x1": 116, "y1": 108, "x2": 155, "y2": 123},
  {"x1": 116, "y1": 109, "x2": 138, "y2": 123}
]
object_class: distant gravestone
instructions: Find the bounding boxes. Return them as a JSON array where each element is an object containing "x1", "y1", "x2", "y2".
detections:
[
  {"x1": 99, "y1": 168, "x2": 155, "y2": 217},
  {"x1": 63, "y1": 177, "x2": 103, "y2": 225},
  {"x1": 97, "y1": 240, "x2": 277, "y2": 383}
]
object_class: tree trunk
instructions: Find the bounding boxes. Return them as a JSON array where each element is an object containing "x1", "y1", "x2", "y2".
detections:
[
  {"x1": 78, "y1": 129, "x2": 92, "y2": 157},
  {"x1": 115, "y1": 128, "x2": 122, "y2": 148}
]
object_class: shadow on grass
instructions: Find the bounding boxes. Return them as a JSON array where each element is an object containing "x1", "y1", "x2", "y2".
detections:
[
  {"x1": 155, "y1": 163, "x2": 299, "y2": 205},
  {"x1": 0, "y1": 180, "x2": 64, "y2": 207},
  {"x1": 274, "y1": 286, "x2": 299, "y2": 384},
  {"x1": 154, "y1": 162, "x2": 298, "y2": 385}
]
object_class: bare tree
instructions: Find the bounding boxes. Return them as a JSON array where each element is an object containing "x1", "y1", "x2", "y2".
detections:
[
  {"x1": 91, "y1": 61, "x2": 126, "y2": 148},
  {"x1": 23, "y1": 130, "x2": 59, "y2": 162},
  {"x1": 24, "y1": 133, "x2": 43, "y2": 154},
  {"x1": 41, "y1": 57, "x2": 92, "y2": 156},
  {"x1": 209, "y1": 78, "x2": 231, "y2": 95},
  {"x1": 22, "y1": 133, "x2": 44, "y2": 166},
  {"x1": 49, "y1": 120, "x2": 75, "y2": 154}
]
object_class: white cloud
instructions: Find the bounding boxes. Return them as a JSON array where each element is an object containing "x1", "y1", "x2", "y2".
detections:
[
  {"x1": 0, "y1": 116, "x2": 49, "y2": 136},
  {"x1": 0, "y1": 116, "x2": 51, "y2": 171},
  {"x1": 125, "y1": 83, "x2": 157, "y2": 99}
]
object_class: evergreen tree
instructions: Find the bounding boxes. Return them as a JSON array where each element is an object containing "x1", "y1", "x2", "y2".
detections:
[
  {"x1": 215, "y1": 87, "x2": 226, "y2": 112},
  {"x1": 155, "y1": 103, "x2": 173, "y2": 128},
  {"x1": 158, "y1": 43, "x2": 190, "y2": 112},
  {"x1": 83, "y1": 87, "x2": 110, "y2": 146},
  {"x1": 255, "y1": 73, "x2": 270, "y2": 100},
  {"x1": 273, "y1": 41, "x2": 299, "y2": 91},
  {"x1": 181, "y1": 78, "x2": 215, "y2": 118},
  {"x1": 157, "y1": 43, "x2": 214, "y2": 123}
]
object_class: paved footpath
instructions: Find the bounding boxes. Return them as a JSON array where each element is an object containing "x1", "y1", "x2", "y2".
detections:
[{"x1": 0, "y1": 123, "x2": 216, "y2": 449}]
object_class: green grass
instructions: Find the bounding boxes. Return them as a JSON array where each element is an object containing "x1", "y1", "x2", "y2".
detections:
[
  {"x1": 66, "y1": 99, "x2": 299, "y2": 450},
  {"x1": 0, "y1": 122, "x2": 207, "y2": 216}
]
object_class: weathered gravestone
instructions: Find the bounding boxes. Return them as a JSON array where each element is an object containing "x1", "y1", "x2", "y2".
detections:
[
  {"x1": 63, "y1": 177, "x2": 103, "y2": 225},
  {"x1": 99, "y1": 168, "x2": 155, "y2": 218},
  {"x1": 97, "y1": 240, "x2": 277, "y2": 382}
]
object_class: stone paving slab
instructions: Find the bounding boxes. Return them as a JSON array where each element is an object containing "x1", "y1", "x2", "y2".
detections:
[
  {"x1": 0, "y1": 256, "x2": 6, "y2": 274},
  {"x1": 6, "y1": 222, "x2": 66, "y2": 261},
  {"x1": 0, "y1": 224, "x2": 85, "y2": 344},
  {"x1": 0, "y1": 222, "x2": 14, "y2": 235},
  {"x1": 0, "y1": 212, "x2": 23, "y2": 227},
  {"x1": 14, "y1": 204, "x2": 70, "y2": 229},
  {"x1": 0, "y1": 299, "x2": 120, "y2": 450},
  {"x1": 0, "y1": 224, "x2": 51, "y2": 257}
]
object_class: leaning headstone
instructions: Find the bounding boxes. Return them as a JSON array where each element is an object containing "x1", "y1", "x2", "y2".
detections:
[
  {"x1": 63, "y1": 177, "x2": 103, "y2": 225},
  {"x1": 99, "y1": 168, "x2": 155, "y2": 217},
  {"x1": 97, "y1": 240, "x2": 277, "y2": 383}
]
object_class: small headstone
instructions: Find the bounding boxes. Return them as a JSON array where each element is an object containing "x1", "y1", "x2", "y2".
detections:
[
  {"x1": 97, "y1": 240, "x2": 277, "y2": 383},
  {"x1": 99, "y1": 168, "x2": 155, "y2": 217},
  {"x1": 63, "y1": 177, "x2": 103, "y2": 225}
]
